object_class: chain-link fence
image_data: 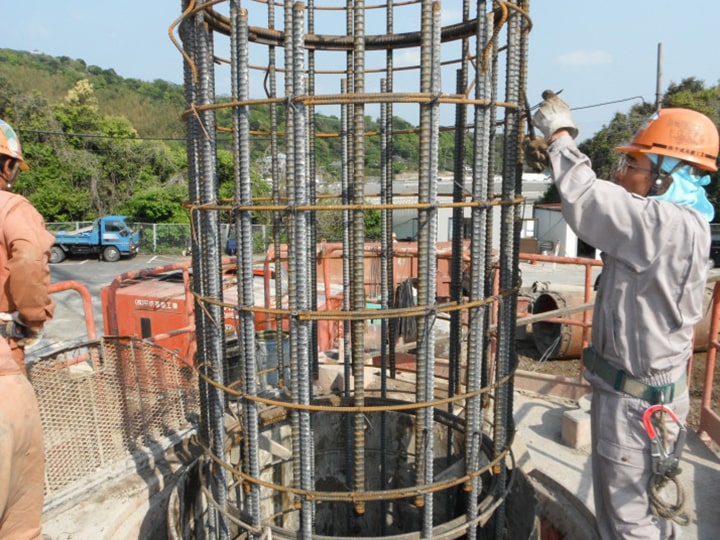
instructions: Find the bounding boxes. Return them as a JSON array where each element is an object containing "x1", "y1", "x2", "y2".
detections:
[
  {"x1": 47, "y1": 221, "x2": 270, "y2": 256},
  {"x1": 134, "y1": 222, "x2": 193, "y2": 255}
]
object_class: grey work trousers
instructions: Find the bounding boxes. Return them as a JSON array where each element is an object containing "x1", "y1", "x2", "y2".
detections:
[{"x1": 590, "y1": 388, "x2": 688, "y2": 539}]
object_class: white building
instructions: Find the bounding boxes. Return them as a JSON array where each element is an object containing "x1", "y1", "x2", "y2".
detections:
[{"x1": 366, "y1": 174, "x2": 564, "y2": 255}]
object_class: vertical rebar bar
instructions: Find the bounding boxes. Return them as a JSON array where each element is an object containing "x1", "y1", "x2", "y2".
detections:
[
  {"x1": 269, "y1": 0, "x2": 286, "y2": 368},
  {"x1": 465, "y1": 3, "x2": 493, "y2": 538},
  {"x1": 182, "y1": 1, "x2": 228, "y2": 537},
  {"x1": 494, "y1": 3, "x2": 526, "y2": 538},
  {"x1": 448, "y1": 0, "x2": 472, "y2": 462},
  {"x1": 385, "y1": 0, "x2": 397, "y2": 379},
  {"x1": 282, "y1": 0, "x2": 303, "y2": 530},
  {"x1": 350, "y1": 0, "x2": 368, "y2": 518},
  {"x1": 290, "y1": 7, "x2": 314, "y2": 537},
  {"x1": 307, "y1": 0, "x2": 319, "y2": 382},
  {"x1": 230, "y1": 3, "x2": 261, "y2": 531},
  {"x1": 379, "y1": 77, "x2": 391, "y2": 536},
  {"x1": 340, "y1": 76, "x2": 354, "y2": 499},
  {"x1": 179, "y1": 0, "x2": 207, "y2": 444},
  {"x1": 415, "y1": 2, "x2": 441, "y2": 535}
]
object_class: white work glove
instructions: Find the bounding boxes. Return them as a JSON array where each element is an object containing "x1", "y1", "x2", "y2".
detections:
[{"x1": 532, "y1": 90, "x2": 578, "y2": 140}]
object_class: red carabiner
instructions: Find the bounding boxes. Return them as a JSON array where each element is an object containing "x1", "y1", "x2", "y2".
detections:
[
  {"x1": 643, "y1": 404, "x2": 680, "y2": 439},
  {"x1": 643, "y1": 404, "x2": 686, "y2": 477}
]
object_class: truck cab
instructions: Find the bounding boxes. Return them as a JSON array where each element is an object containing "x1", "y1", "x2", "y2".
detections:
[{"x1": 50, "y1": 215, "x2": 140, "y2": 263}]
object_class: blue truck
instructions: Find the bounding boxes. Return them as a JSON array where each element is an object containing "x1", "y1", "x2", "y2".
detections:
[{"x1": 50, "y1": 215, "x2": 140, "y2": 263}]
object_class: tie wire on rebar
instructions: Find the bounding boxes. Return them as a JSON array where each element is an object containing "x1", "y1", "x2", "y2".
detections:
[{"x1": 177, "y1": 0, "x2": 532, "y2": 537}]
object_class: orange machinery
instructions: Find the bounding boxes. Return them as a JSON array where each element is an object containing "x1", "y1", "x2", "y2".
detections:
[
  {"x1": 100, "y1": 260, "x2": 242, "y2": 362},
  {"x1": 100, "y1": 241, "x2": 473, "y2": 365}
]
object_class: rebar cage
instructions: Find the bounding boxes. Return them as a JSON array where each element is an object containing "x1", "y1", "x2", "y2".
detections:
[{"x1": 175, "y1": 1, "x2": 530, "y2": 538}]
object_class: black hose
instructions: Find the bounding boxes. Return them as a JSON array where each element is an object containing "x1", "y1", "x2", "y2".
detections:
[{"x1": 392, "y1": 278, "x2": 417, "y2": 343}]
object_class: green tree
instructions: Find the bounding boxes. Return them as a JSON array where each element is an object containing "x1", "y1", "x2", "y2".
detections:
[{"x1": 120, "y1": 185, "x2": 188, "y2": 223}]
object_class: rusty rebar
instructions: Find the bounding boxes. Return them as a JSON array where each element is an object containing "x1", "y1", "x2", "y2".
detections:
[{"x1": 179, "y1": 1, "x2": 531, "y2": 538}]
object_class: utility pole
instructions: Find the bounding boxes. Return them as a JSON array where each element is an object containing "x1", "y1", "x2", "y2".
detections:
[{"x1": 655, "y1": 43, "x2": 663, "y2": 111}]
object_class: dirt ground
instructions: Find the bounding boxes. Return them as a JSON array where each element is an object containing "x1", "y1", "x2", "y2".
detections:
[{"x1": 514, "y1": 333, "x2": 720, "y2": 432}]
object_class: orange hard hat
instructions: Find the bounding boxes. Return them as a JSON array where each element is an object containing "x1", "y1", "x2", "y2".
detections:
[
  {"x1": 615, "y1": 108, "x2": 719, "y2": 172},
  {"x1": 0, "y1": 119, "x2": 29, "y2": 171}
]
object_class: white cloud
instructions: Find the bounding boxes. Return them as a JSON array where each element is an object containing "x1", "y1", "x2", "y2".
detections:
[
  {"x1": 557, "y1": 50, "x2": 613, "y2": 66},
  {"x1": 441, "y1": 7, "x2": 462, "y2": 25},
  {"x1": 397, "y1": 49, "x2": 421, "y2": 67}
]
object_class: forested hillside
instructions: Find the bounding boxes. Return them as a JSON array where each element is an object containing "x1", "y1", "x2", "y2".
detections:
[
  {"x1": 0, "y1": 48, "x2": 436, "y2": 224},
  {"x1": 1, "y1": 48, "x2": 718, "y2": 224},
  {"x1": 0, "y1": 48, "x2": 188, "y2": 222},
  {"x1": 0, "y1": 49, "x2": 186, "y2": 140}
]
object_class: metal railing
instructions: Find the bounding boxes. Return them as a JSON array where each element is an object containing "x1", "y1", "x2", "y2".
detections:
[
  {"x1": 29, "y1": 250, "x2": 720, "y2": 524},
  {"x1": 698, "y1": 280, "x2": 720, "y2": 446},
  {"x1": 515, "y1": 252, "x2": 720, "y2": 448}
]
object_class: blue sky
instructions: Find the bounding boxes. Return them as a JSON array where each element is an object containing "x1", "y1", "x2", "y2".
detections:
[{"x1": 5, "y1": 1, "x2": 719, "y2": 142}]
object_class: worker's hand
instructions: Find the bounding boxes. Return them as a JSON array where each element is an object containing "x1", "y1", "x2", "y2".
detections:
[
  {"x1": 532, "y1": 90, "x2": 578, "y2": 140},
  {"x1": 1, "y1": 312, "x2": 42, "y2": 347},
  {"x1": 523, "y1": 135, "x2": 549, "y2": 172}
]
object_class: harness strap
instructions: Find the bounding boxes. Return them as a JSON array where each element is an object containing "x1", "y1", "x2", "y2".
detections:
[{"x1": 582, "y1": 347, "x2": 686, "y2": 404}]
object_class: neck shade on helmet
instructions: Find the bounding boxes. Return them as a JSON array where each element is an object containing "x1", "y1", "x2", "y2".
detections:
[{"x1": 647, "y1": 154, "x2": 714, "y2": 221}]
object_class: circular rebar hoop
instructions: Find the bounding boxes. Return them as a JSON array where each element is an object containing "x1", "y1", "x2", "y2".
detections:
[{"x1": 176, "y1": 1, "x2": 531, "y2": 538}]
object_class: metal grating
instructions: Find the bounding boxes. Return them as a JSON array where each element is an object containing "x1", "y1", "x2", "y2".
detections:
[{"x1": 28, "y1": 337, "x2": 199, "y2": 498}]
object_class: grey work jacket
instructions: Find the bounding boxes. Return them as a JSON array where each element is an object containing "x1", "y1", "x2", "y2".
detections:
[{"x1": 548, "y1": 135, "x2": 710, "y2": 388}]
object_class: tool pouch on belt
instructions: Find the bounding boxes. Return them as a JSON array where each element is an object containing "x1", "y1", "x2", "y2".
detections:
[{"x1": 582, "y1": 347, "x2": 686, "y2": 404}]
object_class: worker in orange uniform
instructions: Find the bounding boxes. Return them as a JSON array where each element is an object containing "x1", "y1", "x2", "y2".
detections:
[
  {"x1": 0, "y1": 118, "x2": 54, "y2": 538},
  {"x1": 529, "y1": 94, "x2": 718, "y2": 539},
  {"x1": 0, "y1": 119, "x2": 55, "y2": 373}
]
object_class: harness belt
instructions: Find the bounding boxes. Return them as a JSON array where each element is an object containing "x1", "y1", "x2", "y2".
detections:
[{"x1": 582, "y1": 347, "x2": 686, "y2": 404}]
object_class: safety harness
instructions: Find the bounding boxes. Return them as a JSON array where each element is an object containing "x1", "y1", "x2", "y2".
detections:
[
  {"x1": 0, "y1": 312, "x2": 29, "y2": 340},
  {"x1": 582, "y1": 347, "x2": 685, "y2": 405},
  {"x1": 643, "y1": 405, "x2": 689, "y2": 525},
  {"x1": 582, "y1": 347, "x2": 689, "y2": 523}
]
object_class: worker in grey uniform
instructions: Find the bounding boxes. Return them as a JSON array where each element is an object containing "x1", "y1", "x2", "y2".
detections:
[{"x1": 529, "y1": 93, "x2": 718, "y2": 539}]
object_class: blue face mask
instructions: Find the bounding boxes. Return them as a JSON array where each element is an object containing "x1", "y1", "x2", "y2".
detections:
[{"x1": 648, "y1": 155, "x2": 715, "y2": 222}]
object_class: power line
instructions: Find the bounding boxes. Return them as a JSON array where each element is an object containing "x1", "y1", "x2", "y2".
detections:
[
  {"x1": 16, "y1": 93, "x2": 651, "y2": 143},
  {"x1": 17, "y1": 128, "x2": 186, "y2": 142},
  {"x1": 528, "y1": 93, "x2": 648, "y2": 112},
  {"x1": 570, "y1": 95, "x2": 647, "y2": 111}
]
